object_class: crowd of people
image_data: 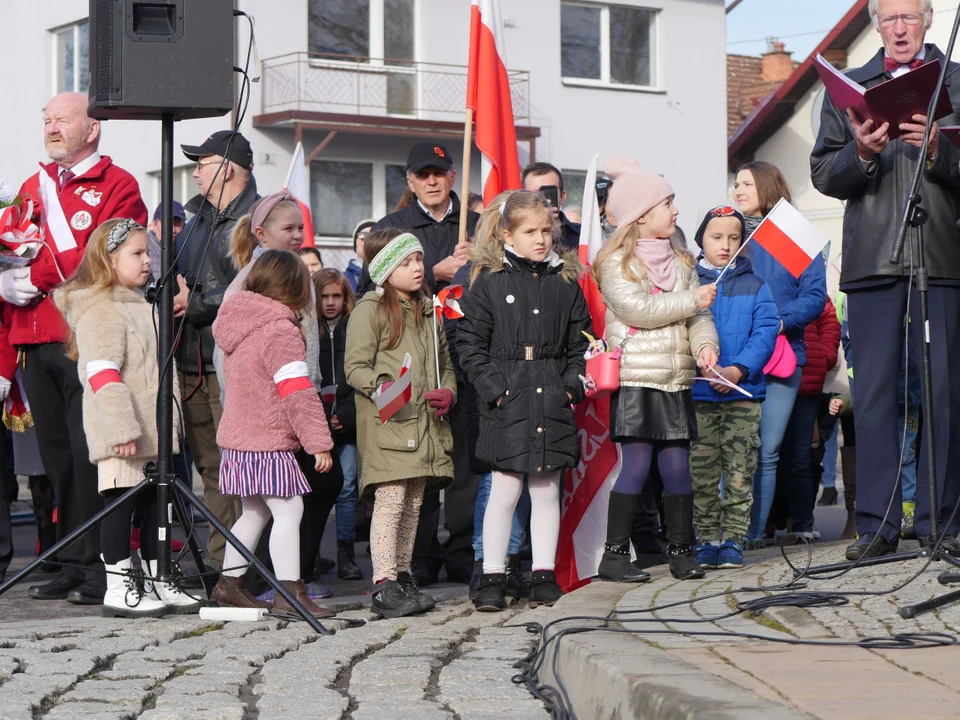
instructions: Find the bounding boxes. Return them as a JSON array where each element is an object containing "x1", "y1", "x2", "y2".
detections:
[{"x1": 0, "y1": 0, "x2": 952, "y2": 621}]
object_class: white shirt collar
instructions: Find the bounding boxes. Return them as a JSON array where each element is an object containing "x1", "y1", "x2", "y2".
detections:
[
  {"x1": 417, "y1": 197, "x2": 453, "y2": 221},
  {"x1": 885, "y1": 46, "x2": 926, "y2": 78},
  {"x1": 60, "y1": 152, "x2": 101, "y2": 179}
]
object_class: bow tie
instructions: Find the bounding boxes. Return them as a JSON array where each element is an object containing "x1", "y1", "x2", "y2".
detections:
[{"x1": 884, "y1": 57, "x2": 924, "y2": 72}]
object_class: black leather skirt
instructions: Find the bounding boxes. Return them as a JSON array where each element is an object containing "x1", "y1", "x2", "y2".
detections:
[{"x1": 610, "y1": 386, "x2": 698, "y2": 443}]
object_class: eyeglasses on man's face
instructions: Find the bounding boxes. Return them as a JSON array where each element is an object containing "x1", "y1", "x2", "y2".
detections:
[{"x1": 879, "y1": 12, "x2": 928, "y2": 28}]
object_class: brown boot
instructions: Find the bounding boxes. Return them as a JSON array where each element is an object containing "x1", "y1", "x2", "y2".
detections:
[
  {"x1": 840, "y1": 445, "x2": 857, "y2": 540},
  {"x1": 211, "y1": 575, "x2": 270, "y2": 609},
  {"x1": 270, "y1": 580, "x2": 335, "y2": 618}
]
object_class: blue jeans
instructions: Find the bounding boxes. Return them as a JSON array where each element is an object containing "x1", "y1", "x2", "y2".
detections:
[
  {"x1": 473, "y1": 471, "x2": 530, "y2": 559},
  {"x1": 898, "y1": 406, "x2": 919, "y2": 504},
  {"x1": 335, "y1": 444, "x2": 358, "y2": 542},
  {"x1": 822, "y1": 422, "x2": 839, "y2": 488},
  {"x1": 747, "y1": 368, "x2": 801, "y2": 539}
]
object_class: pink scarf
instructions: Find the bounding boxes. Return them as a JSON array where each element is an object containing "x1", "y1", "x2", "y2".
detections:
[{"x1": 635, "y1": 238, "x2": 677, "y2": 291}]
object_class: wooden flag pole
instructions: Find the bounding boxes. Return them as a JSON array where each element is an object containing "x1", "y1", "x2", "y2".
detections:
[{"x1": 457, "y1": 108, "x2": 475, "y2": 247}]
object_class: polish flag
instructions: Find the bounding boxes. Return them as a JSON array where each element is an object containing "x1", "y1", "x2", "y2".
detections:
[
  {"x1": 320, "y1": 385, "x2": 337, "y2": 404},
  {"x1": 750, "y1": 199, "x2": 829, "y2": 278},
  {"x1": 466, "y1": 0, "x2": 522, "y2": 204},
  {"x1": 556, "y1": 158, "x2": 622, "y2": 593},
  {"x1": 375, "y1": 353, "x2": 413, "y2": 423},
  {"x1": 284, "y1": 141, "x2": 316, "y2": 248}
]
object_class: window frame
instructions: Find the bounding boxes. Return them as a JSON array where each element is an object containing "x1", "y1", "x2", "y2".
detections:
[
  {"x1": 560, "y1": 2, "x2": 661, "y2": 93},
  {"x1": 308, "y1": 158, "x2": 406, "y2": 244},
  {"x1": 52, "y1": 19, "x2": 89, "y2": 95}
]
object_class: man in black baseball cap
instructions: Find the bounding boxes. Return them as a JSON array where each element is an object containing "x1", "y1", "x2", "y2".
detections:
[{"x1": 174, "y1": 129, "x2": 260, "y2": 571}]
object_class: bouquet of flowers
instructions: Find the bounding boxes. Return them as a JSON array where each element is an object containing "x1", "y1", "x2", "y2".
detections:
[{"x1": 0, "y1": 178, "x2": 41, "y2": 269}]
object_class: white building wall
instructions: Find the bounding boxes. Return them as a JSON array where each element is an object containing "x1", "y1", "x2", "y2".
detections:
[{"x1": 0, "y1": 0, "x2": 727, "y2": 263}]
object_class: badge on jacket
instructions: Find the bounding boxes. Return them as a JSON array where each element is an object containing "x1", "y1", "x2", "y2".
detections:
[
  {"x1": 71, "y1": 210, "x2": 92, "y2": 231},
  {"x1": 81, "y1": 189, "x2": 102, "y2": 207}
]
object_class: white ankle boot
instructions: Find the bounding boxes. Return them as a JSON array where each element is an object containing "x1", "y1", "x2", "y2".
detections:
[
  {"x1": 142, "y1": 554, "x2": 202, "y2": 614},
  {"x1": 101, "y1": 555, "x2": 167, "y2": 619}
]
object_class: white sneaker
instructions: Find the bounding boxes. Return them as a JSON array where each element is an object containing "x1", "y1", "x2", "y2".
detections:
[
  {"x1": 101, "y1": 555, "x2": 167, "y2": 619},
  {"x1": 142, "y1": 554, "x2": 202, "y2": 614}
]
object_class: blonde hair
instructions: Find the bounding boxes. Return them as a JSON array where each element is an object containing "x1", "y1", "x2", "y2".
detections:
[
  {"x1": 469, "y1": 189, "x2": 554, "y2": 283},
  {"x1": 592, "y1": 220, "x2": 694, "y2": 287},
  {"x1": 61, "y1": 218, "x2": 146, "y2": 360},
  {"x1": 229, "y1": 196, "x2": 301, "y2": 270}
]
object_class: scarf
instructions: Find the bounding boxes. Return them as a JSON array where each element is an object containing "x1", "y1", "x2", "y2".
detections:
[
  {"x1": 744, "y1": 215, "x2": 763, "y2": 235},
  {"x1": 699, "y1": 257, "x2": 733, "y2": 274},
  {"x1": 635, "y1": 238, "x2": 677, "y2": 291}
]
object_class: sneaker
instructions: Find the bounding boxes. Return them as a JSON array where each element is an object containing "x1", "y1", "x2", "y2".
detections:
[
  {"x1": 902, "y1": 501, "x2": 917, "y2": 540},
  {"x1": 397, "y1": 572, "x2": 435, "y2": 612},
  {"x1": 371, "y1": 579, "x2": 420, "y2": 619},
  {"x1": 716, "y1": 539, "x2": 744, "y2": 569},
  {"x1": 304, "y1": 582, "x2": 334, "y2": 600},
  {"x1": 695, "y1": 542, "x2": 720, "y2": 569},
  {"x1": 742, "y1": 537, "x2": 765, "y2": 551}
]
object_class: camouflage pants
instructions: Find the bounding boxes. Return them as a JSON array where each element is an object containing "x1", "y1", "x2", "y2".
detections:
[{"x1": 690, "y1": 401, "x2": 762, "y2": 542}]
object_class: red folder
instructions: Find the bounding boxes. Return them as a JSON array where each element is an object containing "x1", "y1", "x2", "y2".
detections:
[{"x1": 814, "y1": 54, "x2": 954, "y2": 141}]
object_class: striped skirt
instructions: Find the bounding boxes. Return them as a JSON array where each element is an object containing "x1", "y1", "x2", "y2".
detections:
[{"x1": 219, "y1": 448, "x2": 311, "y2": 498}]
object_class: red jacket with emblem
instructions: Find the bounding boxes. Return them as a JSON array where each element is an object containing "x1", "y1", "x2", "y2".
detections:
[
  {"x1": 799, "y1": 296, "x2": 840, "y2": 396},
  {"x1": 10, "y1": 156, "x2": 147, "y2": 346}
]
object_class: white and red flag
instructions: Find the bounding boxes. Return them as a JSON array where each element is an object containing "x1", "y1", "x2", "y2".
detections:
[
  {"x1": 284, "y1": 141, "x2": 316, "y2": 248},
  {"x1": 466, "y1": 0, "x2": 522, "y2": 204},
  {"x1": 320, "y1": 385, "x2": 337, "y2": 404},
  {"x1": 556, "y1": 156, "x2": 622, "y2": 593},
  {"x1": 433, "y1": 285, "x2": 464, "y2": 321},
  {"x1": 750, "y1": 199, "x2": 828, "y2": 278},
  {"x1": 374, "y1": 353, "x2": 413, "y2": 424}
]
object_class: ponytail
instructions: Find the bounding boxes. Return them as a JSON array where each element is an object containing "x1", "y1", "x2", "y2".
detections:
[{"x1": 229, "y1": 213, "x2": 258, "y2": 271}]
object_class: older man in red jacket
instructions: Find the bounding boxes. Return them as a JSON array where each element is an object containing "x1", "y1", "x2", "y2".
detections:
[{"x1": 0, "y1": 92, "x2": 147, "y2": 605}]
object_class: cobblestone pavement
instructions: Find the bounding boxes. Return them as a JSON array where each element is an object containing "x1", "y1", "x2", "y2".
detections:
[{"x1": 0, "y1": 601, "x2": 552, "y2": 720}]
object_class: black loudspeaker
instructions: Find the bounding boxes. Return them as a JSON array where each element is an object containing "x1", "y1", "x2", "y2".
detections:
[{"x1": 88, "y1": 0, "x2": 234, "y2": 121}]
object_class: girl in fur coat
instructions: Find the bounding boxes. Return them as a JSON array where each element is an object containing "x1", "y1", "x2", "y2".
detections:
[
  {"x1": 56, "y1": 218, "x2": 198, "y2": 619},
  {"x1": 457, "y1": 190, "x2": 591, "y2": 612}
]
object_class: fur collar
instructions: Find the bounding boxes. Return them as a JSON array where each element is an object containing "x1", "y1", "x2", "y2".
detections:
[{"x1": 470, "y1": 241, "x2": 582, "y2": 282}]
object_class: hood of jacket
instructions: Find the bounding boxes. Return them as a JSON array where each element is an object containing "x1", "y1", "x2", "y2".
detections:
[
  {"x1": 55, "y1": 285, "x2": 146, "y2": 330},
  {"x1": 213, "y1": 290, "x2": 298, "y2": 354},
  {"x1": 470, "y1": 241, "x2": 582, "y2": 283}
]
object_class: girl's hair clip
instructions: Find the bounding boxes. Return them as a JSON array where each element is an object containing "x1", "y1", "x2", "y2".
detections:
[{"x1": 499, "y1": 202, "x2": 507, "y2": 216}]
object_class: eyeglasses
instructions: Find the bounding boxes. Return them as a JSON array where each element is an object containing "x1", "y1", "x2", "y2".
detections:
[
  {"x1": 195, "y1": 159, "x2": 218, "y2": 170},
  {"x1": 878, "y1": 12, "x2": 928, "y2": 28}
]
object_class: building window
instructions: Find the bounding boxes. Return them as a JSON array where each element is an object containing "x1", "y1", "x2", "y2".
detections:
[
  {"x1": 148, "y1": 166, "x2": 195, "y2": 211},
  {"x1": 385, "y1": 164, "x2": 408, "y2": 214},
  {"x1": 308, "y1": 0, "x2": 414, "y2": 61},
  {"x1": 311, "y1": 160, "x2": 374, "y2": 238},
  {"x1": 561, "y1": 3, "x2": 657, "y2": 88},
  {"x1": 562, "y1": 170, "x2": 588, "y2": 215},
  {"x1": 54, "y1": 20, "x2": 89, "y2": 94}
]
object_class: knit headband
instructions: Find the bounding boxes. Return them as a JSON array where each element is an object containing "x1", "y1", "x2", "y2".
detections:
[
  {"x1": 251, "y1": 191, "x2": 294, "y2": 231},
  {"x1": 369, "y1": 232, "x2": 423, "y2": 286},
  {"x1": 107, "y1": 219, "x2": 144, "y2": 252}
]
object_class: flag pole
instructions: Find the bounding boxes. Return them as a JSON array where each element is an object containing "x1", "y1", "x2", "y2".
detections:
[
  {"x1": 432, "y1": 312, "x2": 442, "y2": 389},
  {"x1": 714, "y1": 198, "x2": 785, "y2": 284},
  {"x1": 457, "y1": 108, "x2": 474, "y2": 247}
]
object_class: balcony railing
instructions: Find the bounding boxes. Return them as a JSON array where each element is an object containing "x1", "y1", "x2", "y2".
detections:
[{"x1": 260, "y1": 52, "x2": 531, "y2": 124}]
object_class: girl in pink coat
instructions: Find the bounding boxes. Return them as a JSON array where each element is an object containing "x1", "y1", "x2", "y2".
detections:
[{"x1": 211, "y1": 250, "x2": 334, "y2": 617}]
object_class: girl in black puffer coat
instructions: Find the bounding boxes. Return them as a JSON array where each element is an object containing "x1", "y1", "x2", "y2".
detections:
[{"x1": 457, "y1": 190, "x2": 591, "y2": 611}]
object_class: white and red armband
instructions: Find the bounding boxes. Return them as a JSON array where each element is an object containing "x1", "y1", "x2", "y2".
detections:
[
  {"x1": 86, "y1": 361, "x2": 123, "y2": 393},
  {"x1": 273, "y1": 361, "x2": 313, "y2": 398}
]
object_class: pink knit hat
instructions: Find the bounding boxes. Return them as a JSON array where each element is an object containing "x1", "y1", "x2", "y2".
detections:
[{"x1": 604, "y1": 156, "x2": 674, "y2": 227}]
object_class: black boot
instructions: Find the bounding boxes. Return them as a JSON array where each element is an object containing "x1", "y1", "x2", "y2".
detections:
[
  {"x1": 336, "y1": 541, "x2": 363, "y2": 580},
  {"x1": 505, "y1": 554, "x2": 530, "y2": 599},
  {"x1": 473, "y1": 573, "x2": 506, "y2": 612},
  {"x1": 663, "y1": 492, "x2": 705, "y2": 581},
  {"x1": 529, "y1": 570, "x2": 563, "y2": 608},
  {"x1": 468, "y1": 558, "x2": 483, "y2": 600},
  {"x1": 598, "y1": 492, "x2": 652, "y2": 583},
  {"x1": 371, "y1": 579, "x2": 420, "y2": 618}
]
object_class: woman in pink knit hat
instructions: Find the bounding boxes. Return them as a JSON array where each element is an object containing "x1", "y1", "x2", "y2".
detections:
[{"x1": 592, "y1": 157, "x2": 720, "y2": 583}]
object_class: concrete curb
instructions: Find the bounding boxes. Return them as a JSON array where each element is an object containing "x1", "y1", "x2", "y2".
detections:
[{"x1": 536, "y1": 581, "x2": 815, "y2": 720}]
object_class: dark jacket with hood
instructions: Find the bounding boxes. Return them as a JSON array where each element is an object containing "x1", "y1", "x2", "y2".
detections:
[
  {"x1": 175, "y1": 176, "x2": 259, "y2": 374},
  {"x1": 811, "y1": 44, "x2": 960, "y2": 286},
  {"x1": 456, "y1": 243, "x2": 592, "y2": 476},
  {"x1": 317, "y1": 314, "x2": 357, "y2": 445}
]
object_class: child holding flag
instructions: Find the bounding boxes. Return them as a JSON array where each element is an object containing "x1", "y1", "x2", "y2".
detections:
[
  {"x1": 457, "y1": 190, "x2": 591, "y2": 612},
  {"x1": 593, "y1": 157, "x2": 719, "y2": 583},
  {"x1": 345, "y1": 230, "x2": 456, "y2": 618},
  {"x1": 688, "y1": 207, "x2": 779, "y2": 570}
]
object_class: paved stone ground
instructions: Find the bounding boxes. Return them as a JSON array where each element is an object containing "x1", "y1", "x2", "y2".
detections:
[{"x1": 0, "y1": 600, "x2": 553, "y2": 720}]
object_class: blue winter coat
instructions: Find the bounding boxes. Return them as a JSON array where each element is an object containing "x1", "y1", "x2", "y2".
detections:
[
  {"x1": 692, "y1": 258, "x2": 780, "y2": 403},
  {"x1": 748, "y1": 243, "x2": 827, "y2": 368}
]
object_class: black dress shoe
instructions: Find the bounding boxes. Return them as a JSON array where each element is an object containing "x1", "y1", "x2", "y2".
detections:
[
  {"x1": 28, "y1": 572, "x2": 83, "y2": 600},
  {"x1": 66, "y1": 578, "x2": 105, "y2": 605},
  {"x1": 845, "y1": 534, "x2": 898, "y2": 561},
  {"x1": 920, "y1": 534, "x2": 960, "y2": 557}
]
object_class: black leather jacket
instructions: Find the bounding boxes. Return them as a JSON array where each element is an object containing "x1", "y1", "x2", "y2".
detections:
[
  {"x1": 175, "y1": 177, "x2": 258, "y2": 374},
  {"x1": 811, "y1": 45, "x2": 960, "y2": 286}
]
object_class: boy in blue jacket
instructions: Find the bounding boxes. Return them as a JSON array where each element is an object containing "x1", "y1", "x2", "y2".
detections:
[{"x1": 689, "y1": 207, "x2": 780, "y2": 568}]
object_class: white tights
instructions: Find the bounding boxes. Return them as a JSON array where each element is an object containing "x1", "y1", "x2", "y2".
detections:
[
  {"x1": 482, "y1": 471, "x2": 560, "y2": 574},
  {"x1": 221, "y1": 495, "x2": 304, "y2": 582}
]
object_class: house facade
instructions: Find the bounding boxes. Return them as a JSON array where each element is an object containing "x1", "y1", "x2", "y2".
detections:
[{"x1": 0, "y1": 0, "x2": 728, "y2": 267}]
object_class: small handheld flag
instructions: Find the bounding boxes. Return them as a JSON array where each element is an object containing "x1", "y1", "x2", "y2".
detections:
[
  {"x1": 434, "y1": 285, "x2": 464, "y2": 321},
  {"x1": 320, "y1": 385, "x2": 337, "y2": 404},
  {"x1": 373, "y1": 354, "x2": 413, "y2": 423}
]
